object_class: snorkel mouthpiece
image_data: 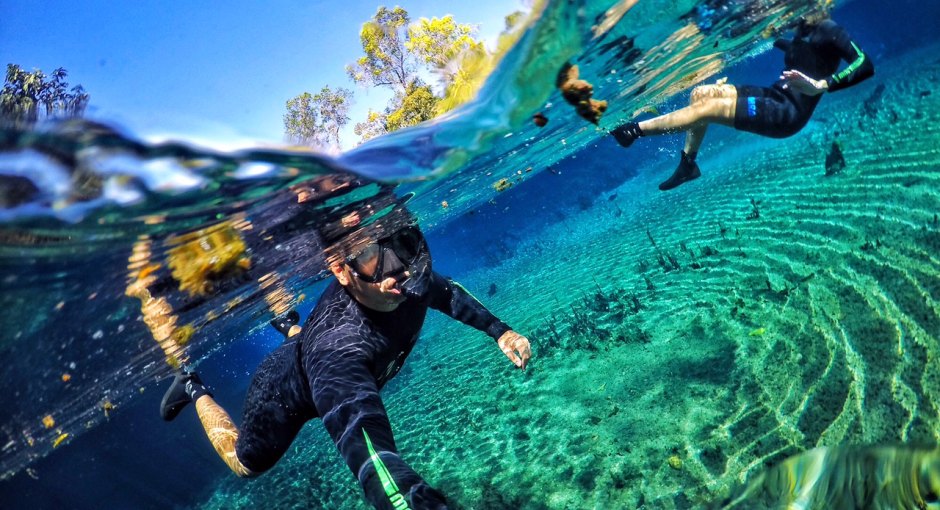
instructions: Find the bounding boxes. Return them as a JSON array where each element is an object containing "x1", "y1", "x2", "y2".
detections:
[{"x1": 398, "y1": 249, "x2": 431, "y2": 300}]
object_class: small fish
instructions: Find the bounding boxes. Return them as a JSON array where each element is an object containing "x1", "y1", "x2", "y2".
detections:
[{"x1": 749, "y1": 327, "x2": 766, "y2": 337}]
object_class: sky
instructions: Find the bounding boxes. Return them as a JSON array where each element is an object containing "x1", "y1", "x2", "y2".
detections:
[{"x1": 1, "y1": 0, "x2": 529, "y2": 151}]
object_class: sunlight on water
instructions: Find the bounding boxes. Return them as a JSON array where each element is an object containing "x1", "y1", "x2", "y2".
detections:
[{"x1": 2, "y1": 0, "x2": 939, "y2": 508}]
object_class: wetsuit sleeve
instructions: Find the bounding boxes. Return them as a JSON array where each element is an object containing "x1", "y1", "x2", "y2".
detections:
[
  {"x1": 426, "y1": 272, "x2": 512, "y2": 341},
  {"x1": 773, "y1": 38, "x2": 791, "y2": 52},
  {"x1": 820, "y1": 21, "x2": 874, "y2": 92}
]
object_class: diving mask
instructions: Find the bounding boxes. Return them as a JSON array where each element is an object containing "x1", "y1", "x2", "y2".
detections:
[{"x1": 347, "y1": 227, "x2": 431, "y2": 299}]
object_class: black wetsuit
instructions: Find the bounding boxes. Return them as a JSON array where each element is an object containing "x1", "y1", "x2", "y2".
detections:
[
  {"x1": 234, "y1": 272, "x2": 511, "y2": 510},
  {"x1": 734, "y1": 19, "x2": 874, "y2": 138}
]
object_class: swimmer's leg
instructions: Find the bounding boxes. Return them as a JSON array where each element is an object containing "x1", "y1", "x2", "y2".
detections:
[
  {"x1": 646, "y1": 83, "x2": 737, "y2": 191},
  {"x1": 658, "y1": 151, "x2": 701, "y2": 191},
  {"x1": 679, "y1": 83, "x2": 738, "y2": 155},
  {"x1": 160, "y1": 370, "x2": 256, "y2": 477},
  {"x1": 639, "y1": 83, "x2": 738, "y2": 138},
  {"x1": 611, "y1": 83, "x2": 736, "y2": 151},
  {"x1": 194, "y1": 394, "x2": 258, "y2": 477},
  {"x1": 160, "y1": 340, "x2": 312, "y2": 478}
]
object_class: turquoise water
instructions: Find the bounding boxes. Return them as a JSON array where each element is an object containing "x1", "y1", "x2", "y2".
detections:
[{"x1": 2, "y1": 0, "x2": 940, "y2": 508}]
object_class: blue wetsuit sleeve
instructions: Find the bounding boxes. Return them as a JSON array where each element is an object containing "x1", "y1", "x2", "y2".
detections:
[
  {"x1": 427, "y1": 272, "x2": 512, "y2": 341},
  {"x1": 820, "y1": 21, "x2": 874, "y2": 92}
]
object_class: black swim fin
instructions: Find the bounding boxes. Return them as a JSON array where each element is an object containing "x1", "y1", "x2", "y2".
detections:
[
  {"x1": 659, "y1": 151, "x2": 701, "y2": 191},
  {"x1": 270, "y1": 309, "x2": 300, "y2": 338},
  {"x1": 160, "y1": 369, "x2": 210, "y2": 421}
]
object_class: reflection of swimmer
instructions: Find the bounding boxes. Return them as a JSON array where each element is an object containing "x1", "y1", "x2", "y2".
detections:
[
  {"x1": 159, "y1": 205, "x2": 531, "y2": 510},
  {"x1": 611, "y1": 7, "x2": 874, "y2": 191},
  {"x1": 717, "y1": 445, "x2": 940, "y2": 509},
  {"x1": 125, "y1": 174, "x2": 357, "y2": 368}
]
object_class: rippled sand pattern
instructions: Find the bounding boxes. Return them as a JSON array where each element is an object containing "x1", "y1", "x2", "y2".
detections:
[{"x1": 197, "y1": 48, "x2": 940, "y2": 510}]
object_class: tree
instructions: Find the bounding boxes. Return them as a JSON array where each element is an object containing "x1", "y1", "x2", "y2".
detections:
[
  {"x1": 504, "y1": 10, "x2": 526, "y2": 32},
  {"x1": 283, "y1": 86, "x2": 353, "y2": 150},
  {"x1": 346, "y1": 6, "x2": 414, "y2": 93},
  {"x1": 312, "y1": 86, "x2": 354, "y2": 148},
  {"x1": 344, "y1": 7, "x2": 489, "y2": 143},
  {"x1": 354, "y1": 109, "x2": 388, "y2": 142},
  {"x1": 406, "y1": 15, "x2": 484, "y2": 86},
  {"x1": 284, "y1": 92, "x2": 318, "y2": 146},
  {"x1": 435, "y1": 10, "x2": 529, "y2": 115},
  {"x1": 352, "y1": 80, "x2": 439, "y2": 142},
  {"x1": 1, "y1": 64, "x2": 89, "y2": 128},
  {"x1": 385, "y1": 80, "x2": 439, "y2": 132}
]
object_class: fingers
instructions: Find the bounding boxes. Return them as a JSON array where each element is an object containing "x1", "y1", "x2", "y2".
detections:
[
  {"x1": 781, "y1": 70, "x2": 809, "y2": 82},
  {"x1": 510, "y1": 337, "x2": 531, "y2": 370},
  {"x1": 500, "y1": 340, "x2": 523, "y2": 368},
  {"x1": 498, "y1": 330, "x2": 533, "y2": 370},
  {"x1": 518, "y1": 341, "x2": 531, "y2": 370},
  {"x1": 503, "y1": 347, "x2": 523, "y2": 368}
]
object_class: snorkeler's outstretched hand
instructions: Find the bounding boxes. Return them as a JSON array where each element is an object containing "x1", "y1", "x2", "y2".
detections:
[
  {"x1": 780, "y1": 69, "x2": 828, "y2": 96},
  {"x1": 497, "y1": 330, "x2": 532, "y2": 370}
]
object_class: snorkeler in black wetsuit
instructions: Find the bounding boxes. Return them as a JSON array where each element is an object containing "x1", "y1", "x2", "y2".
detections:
[
  {"x1": 611, "y1": 6, "x2": 874, "y2": 191},
  {"x1": 159, "y1": 218, "x2": 532, "y2": 510}
]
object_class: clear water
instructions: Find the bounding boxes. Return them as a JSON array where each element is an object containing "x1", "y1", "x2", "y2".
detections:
[{"x1": 2, "y1": 0, "x2": 940, "y2": 508}]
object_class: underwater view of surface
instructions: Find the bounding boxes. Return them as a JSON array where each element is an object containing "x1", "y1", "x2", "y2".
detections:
[{"x1": 2, "y1": 0, "x2": 940, "y2": 508}]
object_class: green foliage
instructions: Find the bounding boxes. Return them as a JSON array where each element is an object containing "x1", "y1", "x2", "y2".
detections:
[
  {"x1": 1, "y1": 64, "x2": 89, "y2": 128},
  {"x1": 354, "y1": 109, "x2": 388, "y2": 142},
  {"x1": 436, "y1": 10, "x2": 530, "y2": 115},
  {"x1": 353, "y1": 80, "x2": 439, "y2": 142},
  {"x1": 504, "y1": 10, "x2": 526, "y2": 31},
  {"x1": 345, "y1": 6, "x2": 413, "y2": 92},
  {"x1": 283, "y1": 86, "x2": 353, "y2": 149},
  {"x1": 295, "y1": 5, "x2": 527, "y2": 145},
  {"x1": 344, "y1": 6, "x2": 485, "y2": 142},
  {"x1": 386, "y1": 81, "x2": 439, "y2": 132},
  {"x1": 406, "y1": 16, "x2": 484, "y2": 85}
]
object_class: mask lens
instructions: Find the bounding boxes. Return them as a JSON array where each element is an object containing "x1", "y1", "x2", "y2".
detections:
[
  {"x1": 389, "y1": 228, "x2": 424, "y2": 264},
  {"x1": 349, "y1": 244, "x2": 381, "y2": 281}
]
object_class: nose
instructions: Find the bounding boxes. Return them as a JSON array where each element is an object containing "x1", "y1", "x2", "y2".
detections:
[{"x1": 380, "y1": 248, "x2": 406, "y2": 279}]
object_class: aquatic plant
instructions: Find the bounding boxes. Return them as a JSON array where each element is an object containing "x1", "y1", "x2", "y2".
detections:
[
  {"x1": 824, "y1": 140, "x2": 847, "y2": 176},
  {"x1": 746, "y1": 198, "x2": 762, "y2": 220}
]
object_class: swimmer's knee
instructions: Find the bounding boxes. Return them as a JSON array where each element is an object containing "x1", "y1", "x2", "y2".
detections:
[
  {"x1": 691, "y1": 84, "x2": 736, "y2": 106},
  {"x1": 231, "y1": 452, "x2": 263, "y2": 478},
  {"x1": 233, "y1": 442, "x2": 273, "y2": 477},
  {"x1": 690, "y1": 85, "x2": 711, "y2": 105}
]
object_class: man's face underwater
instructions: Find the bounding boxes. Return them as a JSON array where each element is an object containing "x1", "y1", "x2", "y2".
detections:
[{"x1": 332, "y1": 227, "x2": 430, "y2": 312}]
